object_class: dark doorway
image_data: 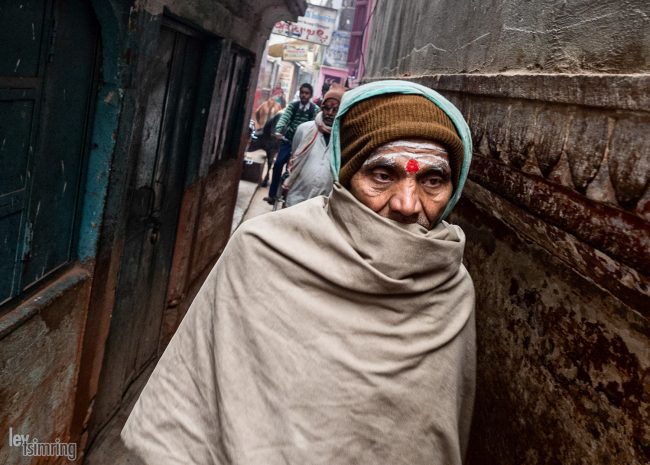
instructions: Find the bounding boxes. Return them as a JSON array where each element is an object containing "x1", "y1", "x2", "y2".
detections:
[{"x1": 90, "y1": 18, "x2": 206, "y2": 435}]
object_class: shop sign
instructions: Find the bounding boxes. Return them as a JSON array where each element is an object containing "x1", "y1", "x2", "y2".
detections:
[
  {"x1": 283, "y1": 44, "x2": 311, "y2": 61},
  {"x1": 272, "y1": 4, "x2": 337, "y2": 45}
]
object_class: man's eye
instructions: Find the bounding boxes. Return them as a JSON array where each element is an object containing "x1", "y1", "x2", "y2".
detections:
[
  {"x1": 372, "y1": 171, "x2": 392, "y2": 182},
  {"x1": 422, "y1": 176, "x2": 443, "y2": 187}
]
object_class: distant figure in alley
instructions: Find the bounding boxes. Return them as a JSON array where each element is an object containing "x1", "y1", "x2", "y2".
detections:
[
  {"x1": 264, "y1": 82, "x2": 319, "y2": 204},
  {"x1": 283, "y1": 84, "x2": 345, "y2": 207},
  {"x1": 121, "y1": 80, "x2": 476, "y2": 465},
  {"x1": 252, "y1": 87, "x2": 285, "y2": 131}
]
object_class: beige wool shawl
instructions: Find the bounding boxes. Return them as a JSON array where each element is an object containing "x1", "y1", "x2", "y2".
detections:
[{"x1": 121, "y1": 184, "x2": 476, "y2": 465}]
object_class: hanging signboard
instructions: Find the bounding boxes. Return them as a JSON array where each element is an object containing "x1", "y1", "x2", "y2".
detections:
[
  {"x1": 272, "y1": 4, "x2": 338, "y2": 46},
  {"x1": 322, "y1": 30, "x2": 351, "y2": 69},
  {"x1": 283, "y1": 44, "x2": 310, "y2": 62}
]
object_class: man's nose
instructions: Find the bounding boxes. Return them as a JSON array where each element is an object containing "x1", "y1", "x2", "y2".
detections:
[{"x1": 389, "y1": 180, "x2": 422, "y2": 218}]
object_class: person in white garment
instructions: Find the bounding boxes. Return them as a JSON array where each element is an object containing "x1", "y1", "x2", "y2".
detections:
[{"x1": 283, "y1": 85, "x2": 344, "y2": 207}]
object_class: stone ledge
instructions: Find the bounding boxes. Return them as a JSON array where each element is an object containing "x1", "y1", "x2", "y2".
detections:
[
  {"x1": 458, "y1": 181, "x2": 649, "y2": 314},
  {"x1": 0, "y1": 266, "x2": 91, "y2": 340},
  {"x1": 367, "y1": 74, "x2": 650, "y2": 111},
  {"x1": 469, "y1": 156, "x2": 650, "y2": 276}
]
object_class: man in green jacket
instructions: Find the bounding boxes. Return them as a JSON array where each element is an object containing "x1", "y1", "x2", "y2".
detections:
[{"x1": 264, "y1": 83, "x2": 319, "y2": 204}]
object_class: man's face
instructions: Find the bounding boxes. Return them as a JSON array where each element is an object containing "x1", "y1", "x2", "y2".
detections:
[
  {"x1": 348, "y1": 139, "x2": 453, "y2": 229},
  {"x1": 299, "y1": 87, "x2": 312, "y2": 105},
  {"x1": 320, "y1": 98, "x2": 339, "y2": 127}
]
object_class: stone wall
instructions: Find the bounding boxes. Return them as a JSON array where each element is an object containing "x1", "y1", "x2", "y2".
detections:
[
  {"x1": 365, "y1": 0, "x2": 650, "y2": 76},
  {"x1": 364, "y1": 1, "x2": 649, "y2": 464}
]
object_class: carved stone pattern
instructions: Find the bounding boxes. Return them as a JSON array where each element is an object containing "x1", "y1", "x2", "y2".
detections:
[
  {"x1": 371, "y1": 74, "x2": 650, "y2": 219},
  {"x1": 608, "y1": 116, "x2": 650, "y2": 209},
  {"x1": 448, "y1": 94, "x2": 650, "y2": 219}
]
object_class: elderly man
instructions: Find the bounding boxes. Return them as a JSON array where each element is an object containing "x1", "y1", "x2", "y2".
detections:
[
  {"x1": 122, "y1": 80, "x2": 475, "y2": 465},
  {"x1": 283, "y1": 85, "x2": 344, "y2": 207}
]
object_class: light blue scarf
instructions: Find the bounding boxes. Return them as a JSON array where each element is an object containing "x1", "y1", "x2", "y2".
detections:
[{"x1": 330, "y1": 80, "x2": 472, "y2": 222}]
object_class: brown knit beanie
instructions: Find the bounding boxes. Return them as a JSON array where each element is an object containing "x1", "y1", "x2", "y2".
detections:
[
  {"x1": 322, "y1": 84, "x2": 345, "y2": 104},
  {"x1": 338, "y1": 94, "x2": 464, "y2": 187}
]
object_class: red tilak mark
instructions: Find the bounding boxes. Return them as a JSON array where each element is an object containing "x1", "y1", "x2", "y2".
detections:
[{"x1": 406, "y1": 159, "x2": 420, "y2": 173}]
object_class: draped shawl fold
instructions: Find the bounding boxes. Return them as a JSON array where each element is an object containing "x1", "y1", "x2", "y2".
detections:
[{"x1": 121, "y1": 184, "x2": 476, "y2": 465}]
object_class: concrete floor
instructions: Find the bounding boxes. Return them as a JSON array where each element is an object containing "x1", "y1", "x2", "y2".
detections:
[
  {"x1": 230, "y1": 178, "x2": 259, "y2": 232},
  {"x1": 83, "y1": 365, "x2": 151, "y2": 465},
  {"x1": 240, "y1": 181, "x2": 274, "y2": 223},
  {"x1": 232, "y1": 150, "x2": 274, "y2": 231},
  {"x1": 84, "y1": 151, "x2": 275, "y2": 465}
]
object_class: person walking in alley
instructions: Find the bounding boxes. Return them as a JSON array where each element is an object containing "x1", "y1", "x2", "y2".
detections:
[
  {"x1": 121, "y1": 80, "x2": 476, "y2": 465},
  {"x1": 264, "y1": 82, "x2": 319, "y2": 204},
  {"x1": 283, "y1": 84, "x2": 344, "y2": 207},
  {"x1": 252, "y1": 88, "x2": 285, "y2": 131},
  {"x1": 312, "y1": 81, "x2": 330, "y2": 107}
]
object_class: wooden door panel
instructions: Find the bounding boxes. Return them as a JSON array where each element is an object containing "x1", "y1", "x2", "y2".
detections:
[
  {"x1": 0, "y1": 0, "x2": 48, "y2": 77},
  {"x1": 134, "y1": 33, "x2": 203, "y2": 371},
  {"x1": 22, "y1": 0, "x2": 100, "y2": 286},
  {"x1": 92, "y1": 20, "x2": 205, "y2": 433}
]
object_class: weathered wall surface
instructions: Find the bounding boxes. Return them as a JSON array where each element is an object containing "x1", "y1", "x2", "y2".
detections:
[
  {"x1": 365, "y1": 1, "x2": 649, "y2": 464},
  {"x1": 75, "y1": 0, "x2": 305, "y2": 454},
  {"x1": 143, "y1": 0, "x2": 303, "y2": 53},
  {"x1": 0, "y1": 269, "x2": 91, "y2": 465},
  {"x1": 153, "y1": 0, "x2": 289, "y2": 346},
  {"x1": 161, "y1": 158, "x2": 242, "y2": 346},
  {"x1": 365, "y1": 0, "x2": 650, "y2": 76},
  {"x1": 0, "y1": 1, "x2": 305, "y2": 463}
]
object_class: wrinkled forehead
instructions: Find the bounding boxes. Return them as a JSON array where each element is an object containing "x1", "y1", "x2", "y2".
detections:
[
  {"x1": 321, "y1": 98, "x2": 340, "y2": 108},
  {"x1": 376, "y1": 139, "x2": 448, "y2": 154},
  {"x1": 363, "y1": 139, "x2": 450, "y2": 167}
]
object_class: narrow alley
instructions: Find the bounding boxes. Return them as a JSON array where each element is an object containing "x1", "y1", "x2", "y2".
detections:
[{"x1": 0, "y1": 1, "x2": 648, "y2": 465}]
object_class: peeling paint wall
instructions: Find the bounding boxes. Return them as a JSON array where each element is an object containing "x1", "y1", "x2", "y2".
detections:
[
  {"x1": 365, "y1": 1, "x2": 649, "y2": 464},
  {"x1": 0, "y1": 270, "x2": 91, "y2": 465},
  {"x1": 162, "y1": 159, "x2": 242, "y2": 346}
]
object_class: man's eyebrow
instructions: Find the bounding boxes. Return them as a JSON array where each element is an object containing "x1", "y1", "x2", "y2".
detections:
[
  {"x1": 361, "y1": 155, "x2": 403, "y2": 171},
  {"x1": 418, "y1": 164, "x2": 451, "y2": 179},
  {"x1": 416, "y1": 156, "x2": 451, "y2": 171},
  {"x1": 362, "y1": 158, "x2": 398, "y2": 169}
]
